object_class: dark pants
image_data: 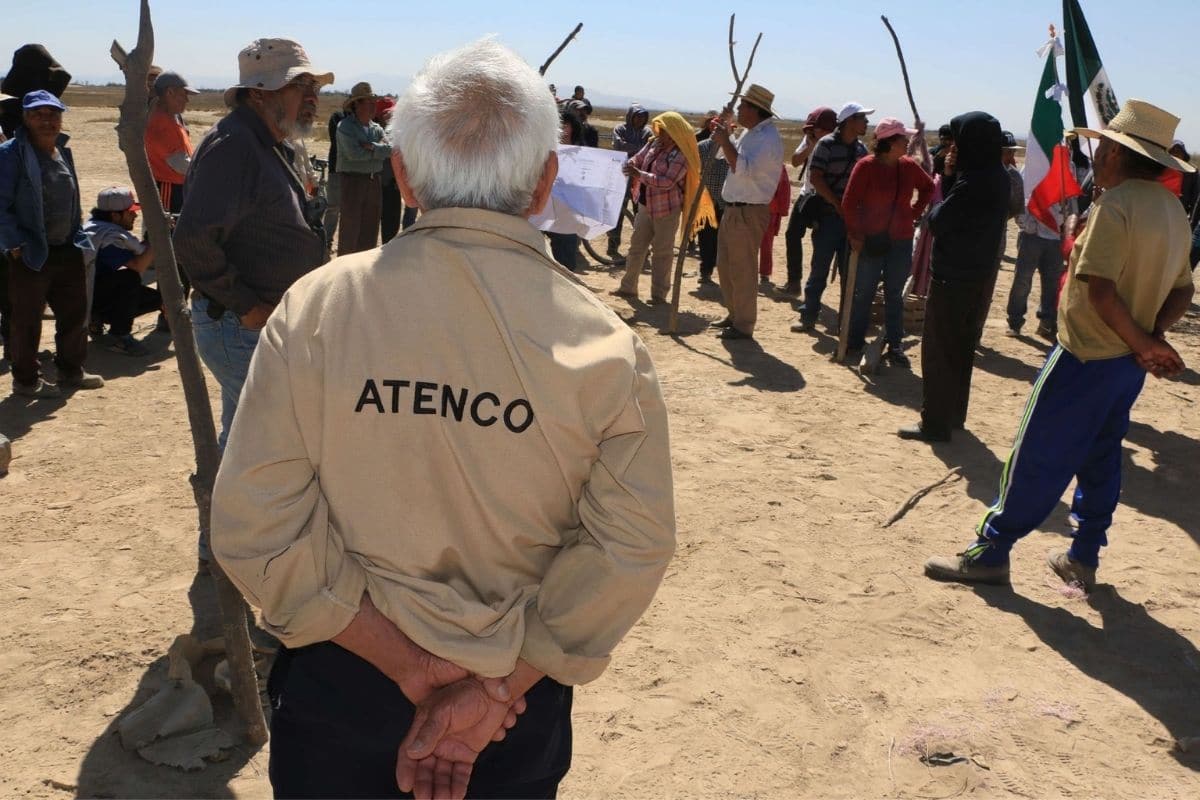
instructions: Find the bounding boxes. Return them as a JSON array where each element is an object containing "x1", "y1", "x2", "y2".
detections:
[
  {"x1": 920, "y1": 277, "x2": 990, "y2": 437},
  {"x1": 0, "y1": 256, "x2": 10, "y2": 355},
  {"x1": 381, "y1": 180, "x2": 402, "y2": 243},
  {"x1": 975, "y1": 346, "x2": 1145, "y2": 567},
  {"x1": 268, "y1": 642, "x2": 573, "y2": 799},
  {"x1": 783, "y1": 195, "x2": 810, "y2": 286},
  {"x1": 7, "y1": 245, "x2": 88, "y2": 386},
  {"x1": 697, "y1": 204, "x2": 724, "y2": 275},
  {"x1": 801, "y1": 212, "x2": 848, "y2": 322},
  {"x1": 847, "y1": 239, "x2": 912, "y2": 351},
  {"x1": 1006, "y1": 232, "x2": 1063, "y2": 332},
  {"x1": 606, "y1": 179, "x2": 634, "y2": 253},
  {"x1": 92, "y1": 269, "x2": 162, "y2": 336},
  {"x1": 547, "y1": 232, "x2": 578, "y2": 271},
  {"x1": 338, "y1": 172, "x2": 382, "y2": 255},
  {"x1": 402, "y1": 205, "x2": 419, "y2": 231}
]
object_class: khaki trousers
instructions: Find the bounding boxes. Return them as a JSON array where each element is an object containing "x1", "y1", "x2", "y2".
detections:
[
  {"x1": 716, "y1": 204, "x2": 771, "y2": 335},
  {"x1": 619, "y1": 206, "x2": 681, "y2": 301}
]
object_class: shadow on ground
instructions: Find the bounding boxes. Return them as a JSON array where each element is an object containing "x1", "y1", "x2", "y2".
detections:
[
  {"x1": 0, "y1": 331, "x2": 173, "y2": 444},
  {"x1": 974, "y1": 584, "x2": 1200, "y2": 771},
  {"x1": 74, "y1": 571, "x2": 270, "y2": 798}
]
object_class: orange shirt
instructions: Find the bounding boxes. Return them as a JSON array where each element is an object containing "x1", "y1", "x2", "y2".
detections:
[{"x1": 145, "y1": 109, "x2": 192, "y2": 186}]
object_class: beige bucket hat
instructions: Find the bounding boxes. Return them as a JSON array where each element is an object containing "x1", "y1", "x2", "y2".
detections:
[
  {"x1": 223, "y1": 38, "x2": 334, "y2": 107},
  {"x1": 343, "y1": 81, "x2": 378, "y2": 112},
  {"x1": 733, "y1": 83, "x2": 776, "y2": 117},
  {"x1": 1075, "y1": 98, "x2": 1195, "y2": 173}
]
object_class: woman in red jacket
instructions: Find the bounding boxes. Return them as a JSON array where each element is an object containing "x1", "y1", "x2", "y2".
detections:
[{"x1": 843, "y1": 117, "x2": 934, "y2": 366}]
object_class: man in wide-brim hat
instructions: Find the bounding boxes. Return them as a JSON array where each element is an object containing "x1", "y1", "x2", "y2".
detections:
[
  {"x1": 334, "y1": 81, "x2": 392, "y2": 254},
  {"x1": 710, "y1": 82, "x2": 784, "y2": 340},
  {"x1": 925, "y1": 98, "x2": 1195, "y2": 593}
]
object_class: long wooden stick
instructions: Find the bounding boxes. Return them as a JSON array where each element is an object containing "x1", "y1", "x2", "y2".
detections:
[
  {"x1": 539, "y1": 23, "x2": 583, "y2": 76},
  {"x1": 835, "y1": 250, "x2": 859, "y2": 362},
  {"x1": 668, "y1": 15, "x2": 762, "y2": 333},
  {"x1": 112, "y1": 0, "x2": 267, "y2": 746},
  {"x1": 881, "y1": 16, "x2": 920, "y2": 125}
]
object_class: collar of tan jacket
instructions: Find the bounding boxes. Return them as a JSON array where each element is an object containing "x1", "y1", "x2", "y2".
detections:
[{"x1": 400, "y1": 206, "x2": 565, "y2": 267}]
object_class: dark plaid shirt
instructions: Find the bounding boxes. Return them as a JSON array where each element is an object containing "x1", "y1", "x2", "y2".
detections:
[
  {"x1": 698, "y1": 138, "x2": 729, "y2": 210},
  {"x1": 176, "y1": 105, "x2": 327, "y2": 315},
  {"x1": 810, "y1": 134, "x2": 868, "y2": 200}
]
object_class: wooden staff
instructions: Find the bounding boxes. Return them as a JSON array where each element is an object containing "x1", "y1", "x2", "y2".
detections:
[
  {"x1": 111, "y1": 0, "x2": 267, "y2": 746},
  {"x1": 881, "y1": 16, "x2": 920, "y2": 125},
  {"x1": 539, "y1": 23, "x2": 583, "y2": 76},
  {"x1": 835, "y1": 250, "x2": 860, "y2": 363},
  {"x1": 667, "y1": 15, "x2": 762, "y2": 334}
]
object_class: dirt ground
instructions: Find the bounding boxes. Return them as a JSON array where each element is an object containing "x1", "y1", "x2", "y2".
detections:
[{"x1": 2, "y1": 106, "x2": 1199, "y2": 800}]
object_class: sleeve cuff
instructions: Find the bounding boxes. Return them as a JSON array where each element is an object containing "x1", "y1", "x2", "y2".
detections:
[
  {"x1": 519, "y1": 602, "x2": 611, "y2": 686},
  {"x1": 259, "y1": 553, "x2": 368, "y2": 647}
]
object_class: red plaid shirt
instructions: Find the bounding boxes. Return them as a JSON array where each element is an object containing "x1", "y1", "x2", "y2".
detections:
[{"x1": 630, "y1": 141, "x2": 687, "y2": 218}]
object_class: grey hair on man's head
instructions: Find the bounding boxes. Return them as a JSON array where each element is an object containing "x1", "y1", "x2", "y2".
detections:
[{"x1": 390, "y1": 38, "x2": 558, "y2": 215}]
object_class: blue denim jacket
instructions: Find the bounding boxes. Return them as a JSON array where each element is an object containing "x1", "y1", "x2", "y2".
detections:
[{"x1": 0, "y1": 127, "x2": 90, "y2": 271}]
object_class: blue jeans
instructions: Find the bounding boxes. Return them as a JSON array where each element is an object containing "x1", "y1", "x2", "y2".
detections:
[
  {"x1": 973, "y1": 346, "x2": 1145, "y2": 567},
  {"x1": 847, "y1": 239, "x2": 912, "y2": 350},
  {"x1": 801, "y1": 212, "x2": 847, "y2": 321},
  {"x1": 190, "y1": 295, "x2": 260, "y2": 450},
  {"x1": 1006, "y1": 232, "x2": 1063, "y2": 331}
]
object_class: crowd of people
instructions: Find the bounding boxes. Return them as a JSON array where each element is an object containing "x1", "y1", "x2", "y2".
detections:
[{"x1": 1, "y1": 32, "x2": 1198, "y2": 800}]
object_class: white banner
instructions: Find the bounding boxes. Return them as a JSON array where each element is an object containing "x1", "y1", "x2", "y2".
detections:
[{"x1": 530, "y1": 145, "x2": 628, "y2": 239}]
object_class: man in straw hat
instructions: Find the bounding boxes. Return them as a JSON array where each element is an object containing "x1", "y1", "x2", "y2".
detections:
[
  {"x1": 614, "y1": 111, "x2": 714, "y2": 304},
  {"x1": 211, "y1": 38, "x2": 674, "y2": 798},
  {"x1": 336, "y1": 81, "x2": 392, "y2": 254},
  {"x1": 175, "y1": 38, "x2": 333, "y2": 454},
  {"x1": 924, "y1": 99, "x2": 1195, "y2": 592},
  {"x1": 710, "y1": 83, "x2": 784, "y2": 340}
]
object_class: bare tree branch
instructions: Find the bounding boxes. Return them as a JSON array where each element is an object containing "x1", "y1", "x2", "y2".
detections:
[
  {"x1": 668, "y1": 14, "x2": 763, "y2": 333},
  {"x1": 111, "y1": 0, "x2": 267, "y2": 747}
]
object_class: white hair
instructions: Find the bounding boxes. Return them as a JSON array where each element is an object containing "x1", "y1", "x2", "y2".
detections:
[{"x1": 390, "y1": 38, "x2": 559, "y2": 215}]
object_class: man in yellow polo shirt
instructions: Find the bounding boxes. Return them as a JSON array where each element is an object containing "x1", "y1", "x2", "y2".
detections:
[{"x1": 924, "y1": 99, "x2": 1195, "y2": 592}]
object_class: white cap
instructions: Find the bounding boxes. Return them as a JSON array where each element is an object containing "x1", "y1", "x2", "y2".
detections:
[{"x1": 837, "y1": 102, "x2": 875, "y2": 124}]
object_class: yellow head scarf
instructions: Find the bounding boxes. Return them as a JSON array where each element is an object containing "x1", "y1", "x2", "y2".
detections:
[{"x1": 651, "y1": 111, "x2": 718, "y2": 241}]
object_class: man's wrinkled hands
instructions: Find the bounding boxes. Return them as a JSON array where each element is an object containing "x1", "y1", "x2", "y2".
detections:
[
  {"x1": 396, "y1": 677, "x2": 526, "y2": 800},
  {"x1": 396, "y1": 645, "x2": 471, "y2": 705}
]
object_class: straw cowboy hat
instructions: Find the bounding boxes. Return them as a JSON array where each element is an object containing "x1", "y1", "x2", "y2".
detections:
[
  {"x1": 343, "y1": 81, "x2": 378, "y2": 112},
  {"x1": 732, "y1": 83, "x2": 776, "y2": 117},
  {"x1": 223, "y1": 38, "x2": 334, "y2": 107},
  {"x1": 1075, "y1": 98, "x2": 1195, "y2": 173}
]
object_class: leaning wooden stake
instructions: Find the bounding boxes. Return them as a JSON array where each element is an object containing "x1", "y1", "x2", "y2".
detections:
[
  {"x1": 667, "y1": 14, "x2": 762, "y2": 334},
  {"x1": 111, "y1": 0, "x2": 267, "y2": 746},
  {"x1": 539, "y1": 23, "x2": 583, "y2": 76},
  {"x1": 835, "y1": 250, "x2": 860, "y2": 363}
]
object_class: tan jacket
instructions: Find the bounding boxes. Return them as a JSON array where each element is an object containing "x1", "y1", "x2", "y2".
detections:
[{"x1": 212, "y1": 207, "x2": 676, "y2": 685}]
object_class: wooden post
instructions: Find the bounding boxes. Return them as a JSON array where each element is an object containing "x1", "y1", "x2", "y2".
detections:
[
  {"x1": 835, "y1": 250, "x2": 859, "y2": 363},
  {"x1": 667, "y1": 14, "x2": 762, "y2": 334},
  {"x1": 111, "y1": 0, "x2": 267, "y2": 746}
]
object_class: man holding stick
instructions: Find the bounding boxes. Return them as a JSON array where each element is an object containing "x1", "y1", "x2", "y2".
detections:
[
  {"x1": 924, "y1": 100, "x2": 1195, "y2": 591},
  {"x1": 711, "y1": 84, "x2": 783, "y2": 340},
  {"x1": 212, "y1": 38, "x2": 675, "y2": 799}
]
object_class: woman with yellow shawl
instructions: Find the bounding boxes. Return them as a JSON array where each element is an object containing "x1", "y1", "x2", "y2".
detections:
[{"x1": 614, "y1": 111, "x2": 716, "y2": 304}]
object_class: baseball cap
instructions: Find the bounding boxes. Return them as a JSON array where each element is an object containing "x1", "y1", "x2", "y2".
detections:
[
  {"x1": 873, "y1": 117, "x2": 918, "y2": 140},
  {"x1": 154, "y1": 71, "x2": 200, "y2": 96},
  {"x1": 22, "y1": 90, "x2": 67, "y2": 112},
  {"x1": 803, "y1": 106, "x2": 837, "y2": 132},
  {"x1": 97, "y1": 186, "x2": 140, "y2": 213},
  {"x1": 1001, "y1": 131, "x2": 1024, "y2": 150},
  {"x1": 837, "y1": 102, "x2": 875, "y2": 124}
]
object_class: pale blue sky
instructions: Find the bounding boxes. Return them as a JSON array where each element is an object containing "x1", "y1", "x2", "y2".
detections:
[{"x1": 4, "y1": 0, "x2": 1198, "y2": 142}]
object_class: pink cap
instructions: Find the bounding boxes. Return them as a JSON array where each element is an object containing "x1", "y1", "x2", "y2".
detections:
[{"x1": 874, "y1": 117, "x2": 918, "y2": 140}]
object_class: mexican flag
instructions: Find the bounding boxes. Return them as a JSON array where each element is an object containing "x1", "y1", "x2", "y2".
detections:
[
  {"x1": 1063, "y1": 0, "x2": 1119, "y2": 127},
  {"x1": 1024, "y1": 38, "x2": 1083, "y2": 232}
]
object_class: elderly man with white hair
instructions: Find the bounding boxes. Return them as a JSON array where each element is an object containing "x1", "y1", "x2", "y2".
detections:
[{"x1": 212, "y1": 38, "x2": 676, "y2": 800}]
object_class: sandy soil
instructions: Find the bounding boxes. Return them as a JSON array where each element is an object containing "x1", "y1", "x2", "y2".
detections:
[{"x1": 2, "y1": 107, "x2": 1199, "y2": 799}]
